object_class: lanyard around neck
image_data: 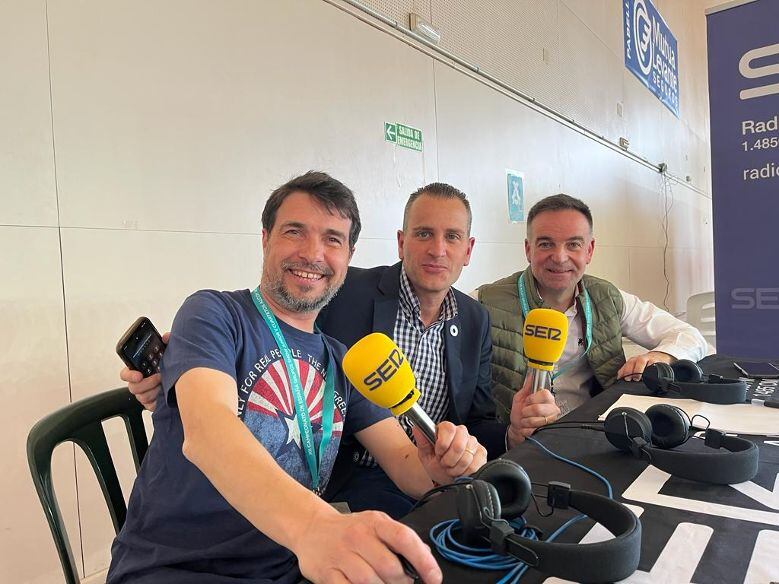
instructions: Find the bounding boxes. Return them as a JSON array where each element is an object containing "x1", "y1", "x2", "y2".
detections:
[
  {"x1": 517, "y1": 271, "x2": 593, "y2": 380},
  {"x1": 250, "y1": 288, "x2": 334, "y2": 494}
]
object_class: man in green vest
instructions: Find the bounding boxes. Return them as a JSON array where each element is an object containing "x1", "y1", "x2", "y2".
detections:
[{"x1": 477, "y1": 194, "x2": 708, "y2": 420}]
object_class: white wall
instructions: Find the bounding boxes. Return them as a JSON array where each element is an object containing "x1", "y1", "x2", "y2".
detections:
[{"x1": 0, "y1": 0, "x2": 713, "y2": 581}]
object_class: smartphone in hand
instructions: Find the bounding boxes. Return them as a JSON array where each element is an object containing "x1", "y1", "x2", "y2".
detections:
[{"x1": 117, "y1": 317, "x2": 166, "y2": 378}]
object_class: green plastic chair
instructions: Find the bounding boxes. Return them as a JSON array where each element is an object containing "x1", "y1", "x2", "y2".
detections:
[{"x1": 27, "y1": 387, "x2": 148, "y2": 584}]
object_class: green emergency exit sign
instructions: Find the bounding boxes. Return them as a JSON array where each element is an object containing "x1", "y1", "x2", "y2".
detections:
[{"x1": 384, "y1": 122, "x2": 423, "y2": 151}]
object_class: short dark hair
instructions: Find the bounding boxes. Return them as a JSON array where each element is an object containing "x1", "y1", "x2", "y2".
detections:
[
  {"x1": 402, "y1": 182, "x2": 472, "y2": 233},
  {"x1": 262, "y1": 171, "x2": 361, "y2": 248},
  {"x1": 527, "y1": 193, "x2": 593, "y2": 234}
]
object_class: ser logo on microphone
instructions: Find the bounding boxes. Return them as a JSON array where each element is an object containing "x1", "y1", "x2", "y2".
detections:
[
  {"x1": 363, "y1": 348, "x2": 404, "y2": 390},
  {"x1": 524, "y1": 324, "x2": 563, "y2": 341}
]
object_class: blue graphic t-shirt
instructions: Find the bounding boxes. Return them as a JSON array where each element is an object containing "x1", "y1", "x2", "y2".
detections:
[{"x1": 108, "y1": 289, "x2": 390, "y2": 584}]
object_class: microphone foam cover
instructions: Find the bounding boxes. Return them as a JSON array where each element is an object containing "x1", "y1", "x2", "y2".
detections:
[
  {"x1": 523, "y1": 308, "x2": 569, "y2": 370},
  {"x1": 342, "y1": 332, "x2": 419, "y2": 414}
]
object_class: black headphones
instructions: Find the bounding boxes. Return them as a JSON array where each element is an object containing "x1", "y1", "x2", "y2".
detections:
[
  {"x1": 642, "y1": 359, "x2": 747, "y2": 404},
  {"x1": 456, "y1": 459, "x2": 641, "y2": 583},
  {"x1": 604, "y1": 404, "x2": 759, "y2": 484}
]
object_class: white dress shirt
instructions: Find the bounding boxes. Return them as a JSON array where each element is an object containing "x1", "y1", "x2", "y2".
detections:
[{"x1": 553, "y1": 289, "x2": 707, "y2": 415}]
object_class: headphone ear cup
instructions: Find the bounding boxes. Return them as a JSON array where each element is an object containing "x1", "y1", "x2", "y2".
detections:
[
  {"x1": 604, "y1": 407, "x2": 652, "y2": 454},
  {"x1": 457, "y1": 479, "x2": 501, "y2": 541},
  {"x1": 646, "y1": 404, "x2": 690, "y2": 449},
  {"x1": 642, "y1": 362, "x2": 674, "y2": 393},
  {"x1": 672, "y1": 359, "x2": 704, "y2": 383},
  {"x1": 471, "y1": 459, "x2": 532, "y2": 519}
]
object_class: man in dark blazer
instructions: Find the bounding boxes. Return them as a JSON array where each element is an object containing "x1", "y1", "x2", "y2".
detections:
[
  {"x1": 318, "y1": 261, "x2": 503, "y2": 452},
  {"x1": 320, "y1": 183, "x2": 559, "y2": 517}
]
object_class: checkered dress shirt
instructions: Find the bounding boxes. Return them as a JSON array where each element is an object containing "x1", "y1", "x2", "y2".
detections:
[{"x1": 358, "y1": 268, "x2": 458, "y2": 467}]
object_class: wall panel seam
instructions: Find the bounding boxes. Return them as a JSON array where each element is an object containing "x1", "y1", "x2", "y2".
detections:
[{"x1": 45, "y1": 0, "x2": 86, "y2": 574}]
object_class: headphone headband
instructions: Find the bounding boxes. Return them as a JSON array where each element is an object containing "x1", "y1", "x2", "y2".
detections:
[
  {"x1": 458, "y1": 459, "x2": 641, "y2": 583},
  {"x1": 644, "y1": 431, "x2": 759, "y2": 484},
  {"x1": 604, "y1": 406, "x2": 759, "y2": 484},
  {"x1": 671, "y1": 377, "x2": 747, "y2": 404},
  {"x1": 642, "y1": 360, "x2": 747, "y2": 404},
  {"x1": 500, "y1": 489, "x2": 641, "y2": 582}
]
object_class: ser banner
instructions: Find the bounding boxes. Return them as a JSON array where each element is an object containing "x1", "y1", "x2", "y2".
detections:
[{"x1": 707, "y1": 0, "x2": 779, "y2": 359}]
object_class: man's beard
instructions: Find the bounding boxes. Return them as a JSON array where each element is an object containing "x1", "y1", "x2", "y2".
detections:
[{"x1": 263, "y1": 261, "x2": 342, "y2": 313}]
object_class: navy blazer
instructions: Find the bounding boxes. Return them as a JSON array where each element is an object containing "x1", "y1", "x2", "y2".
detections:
[{"x1": 318, "y1": 262, "x2": 507, "y2": 458}]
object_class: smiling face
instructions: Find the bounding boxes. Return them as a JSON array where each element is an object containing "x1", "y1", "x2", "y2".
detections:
[
  {"x1": 525, "y1": 208, "x2": 595, "y2": 299},
  {"x1": 260, "y1": 191, "x2": 352, "y2": 316},
  {"x1": 397, "y1": 193, "x2": 475, "y2": 300}
]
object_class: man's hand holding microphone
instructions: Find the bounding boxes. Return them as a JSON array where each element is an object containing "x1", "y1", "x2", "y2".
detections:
[
  {"x1": 507, "y1": 308, "x2": 567, "y2": 448},
  {"x1": 343, "y1": 333, "x2": 487, "y2": 484}
]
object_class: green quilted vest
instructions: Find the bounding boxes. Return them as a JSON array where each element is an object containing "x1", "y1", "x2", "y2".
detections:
[{"x1": 478, "y1": 270, "x2": 626, "y2": 422}]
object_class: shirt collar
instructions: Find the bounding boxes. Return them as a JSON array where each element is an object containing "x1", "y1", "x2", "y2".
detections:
[
  {"x1": 533, "y1": 276, "x2": 582, "y2": 316},
  {"x1": 566, "y1": 282, "x2": 582, "y2": 316},
  {"x1": 399, "y1": 267, "x2": 458, "y2": 324}
]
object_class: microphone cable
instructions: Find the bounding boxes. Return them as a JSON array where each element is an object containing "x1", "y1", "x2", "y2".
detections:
[
  {"x1": 425, "y1": 438, "x2": 614, "y2": 583},
  {"x1": 532, "y1": 420, "x2": 604, "y2": 434},
  {"x1": 429, "y1": 516, "x2": 539, "y2": 583},
  {"x1": 526, "y1": 437, "x2": 613, "y2": 498}
]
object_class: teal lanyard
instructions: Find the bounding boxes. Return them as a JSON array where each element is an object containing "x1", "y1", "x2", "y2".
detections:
[
  {"x1": 517, "y1": 272, "x2": 593, "y2": 380},
  {"x1": 250, "y1": 287, "x2": 334, "y2": 494}
]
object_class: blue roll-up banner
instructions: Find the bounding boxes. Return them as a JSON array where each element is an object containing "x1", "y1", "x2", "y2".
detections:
[
  {"x1": 707, "y1": 0, "x2": 779, "y2": 359},
  {"x1": 623, "y1": 0, "x2": 679, "y2": 117}
]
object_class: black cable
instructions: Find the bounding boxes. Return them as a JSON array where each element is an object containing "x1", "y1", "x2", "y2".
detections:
[
  {"x1": 409, "y1": 482, "x2": 464, "y2": 513},
  {"x1": 533, "y1": 422, "x2": 603, "y2": 435},
  {"x1": 528, "y1": 490, "x2": 554, "y2": 518},
  {"x1": 661, "y1": 172, "x2": 674, "y2": 311},
  {"x1": 538, "y1": 419, "x2": 596, "y2": 427}
]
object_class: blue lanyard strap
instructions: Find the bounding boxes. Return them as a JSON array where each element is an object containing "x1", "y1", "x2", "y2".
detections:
[
  {"x1": 517, "y1": 272, "x2": 593, "y2": 380},
  {"x1": 250, "y1": 287, "x2": 335, "y2": 494}
]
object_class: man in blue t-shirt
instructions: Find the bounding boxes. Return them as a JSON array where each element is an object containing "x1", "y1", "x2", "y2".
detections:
[{"x1": 108, "y1": 172, "x2": 486, "y2": 584}]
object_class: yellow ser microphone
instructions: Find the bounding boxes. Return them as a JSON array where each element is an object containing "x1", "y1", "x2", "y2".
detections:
[
  {"x1": 523, "y1": 308, "x2": 569, "y2": 393},
  {"x1": 342, "y1": 332, "x2": 436, "y2": 444}
]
